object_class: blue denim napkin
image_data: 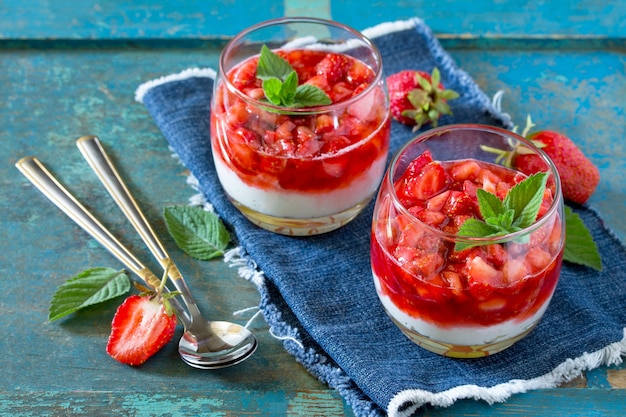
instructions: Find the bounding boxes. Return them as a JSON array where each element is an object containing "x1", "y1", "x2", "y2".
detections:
[{"x1": 137, "y1": 18, "x2": 626, "y2": 417}]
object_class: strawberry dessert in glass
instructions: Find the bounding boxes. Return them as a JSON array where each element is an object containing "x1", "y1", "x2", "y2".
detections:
[
  {"x1": 371, "y1": 124, "x2": 565, "y2": 357},
  {"x1": 211, "y1": 18, "x2": 390, "y2": 235}
]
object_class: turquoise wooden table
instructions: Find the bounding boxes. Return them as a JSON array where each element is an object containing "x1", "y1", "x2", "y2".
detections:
[{"x1": 2, "y1": 1, "x2": 625, "y2": 415}]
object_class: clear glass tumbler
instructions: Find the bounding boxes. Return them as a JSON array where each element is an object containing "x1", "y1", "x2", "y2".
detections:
[
  {"x1": 211, "y1": 17, "x2": 391, "y2": 236},
  {"x1": 371, "y1": 124, "x2": 565, "y2": 358}
]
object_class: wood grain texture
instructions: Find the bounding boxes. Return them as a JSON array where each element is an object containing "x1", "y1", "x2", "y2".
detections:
[{"x1": 1, "y1": 1, "x2": 624, "y2": 416}]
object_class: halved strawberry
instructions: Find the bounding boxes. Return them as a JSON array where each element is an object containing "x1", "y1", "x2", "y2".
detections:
[
  {"x1": 106, "y1": 293, "x2": 177, "y2": 366},
  {"x1": 387, "y1": 68, "x2": 459, "y2": 130}
]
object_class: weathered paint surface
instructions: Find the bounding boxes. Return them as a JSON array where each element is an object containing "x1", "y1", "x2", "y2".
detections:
[{"x1": 1, "y1": 1, "x2": 625, "y2": 416}]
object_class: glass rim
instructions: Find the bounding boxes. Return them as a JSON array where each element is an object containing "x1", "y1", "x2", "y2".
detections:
[
  {"x1": 217, "y1": 16, "x2": 385, "y2": 114},
  {"x1": 386, "y1": 123, "x2": 564, "y2": 245}
]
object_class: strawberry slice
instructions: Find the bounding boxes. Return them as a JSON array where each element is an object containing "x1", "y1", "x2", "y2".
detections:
[{"x1": 106, "y1": 294, "x2": 177, "y2": 366}]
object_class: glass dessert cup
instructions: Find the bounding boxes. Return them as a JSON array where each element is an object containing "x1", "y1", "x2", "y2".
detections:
[
  {"x1": 211, "y1": 17, "x2": 391, "y2": 236},
  {"x1": 370, "y1": 124, "x2": 565, "y2": 358}
]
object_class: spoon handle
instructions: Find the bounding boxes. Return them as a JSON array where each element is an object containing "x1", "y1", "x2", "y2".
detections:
[
  {"x1": 76, "y1": 136, "x2": 203, "y2": 317},
  {"x1": 15, "y1": 156, "x2": 191, "y2": 326}
]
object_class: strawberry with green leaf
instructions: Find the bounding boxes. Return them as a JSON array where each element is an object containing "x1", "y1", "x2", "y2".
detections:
[
  {"x1": 482, "y1": 116, "x2": 600, "y2": 204},
  {"x1": 106, "y1": 272, "x2": 178, "y2": 366},
  {"x1": 387, "y1": 68, "x2": 459, "y2": 131}
]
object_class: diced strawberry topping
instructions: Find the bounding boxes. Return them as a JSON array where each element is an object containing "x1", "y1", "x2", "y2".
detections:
[
  {"x1": 315, "y1": 53, "x2": 352, "y2": 83},
  {"x1": 211, "y1": 48, "x2": 390, "y2": 194},
  {"x1": 371, "y1": 151, "x2": 564, "y2": 329}
]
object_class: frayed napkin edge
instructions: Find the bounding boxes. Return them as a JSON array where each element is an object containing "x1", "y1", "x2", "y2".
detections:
[
  {"x1": 388, "y1": 329, "x2": 626, "y2": 416},
  {"x1": 135, "y1": 67, "x2": 216, "y2": 103}
]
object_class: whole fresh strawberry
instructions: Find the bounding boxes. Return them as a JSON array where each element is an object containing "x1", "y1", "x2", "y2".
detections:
[
  {"x1": 387, "y1": 68, "x2": 459, "y2": 130},
  {"x1": 106, "y1": 283, "x2": 177, "y2": 366},
  {"x1": 483, "y1": 116, "x2": 600, "y2": 204}
]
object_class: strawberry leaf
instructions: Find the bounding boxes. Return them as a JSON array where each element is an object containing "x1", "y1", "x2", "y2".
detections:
[
  {"x1": 563, "y1": 206, "x2": 602, "y2": 271},
  {"x1": 49, "y1": 268, "x2": 131, "y2": 322},
  {"x1": 164, "y1": 206, "x2": 230, "y2": 260}
]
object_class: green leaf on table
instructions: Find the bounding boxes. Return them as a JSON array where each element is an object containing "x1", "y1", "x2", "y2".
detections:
[
  {"x1": 456, "y1": 172, "x2": 548, "y2": 251},
  {"x1": 49, "y1": 267, "x2": 131, "y2": 322},
  {"x1": 164, "y1": 205, "x2": 231, "y2": 260},
  {"x1": 563, "y1": 206, "x2": 602, "y2": 271}
]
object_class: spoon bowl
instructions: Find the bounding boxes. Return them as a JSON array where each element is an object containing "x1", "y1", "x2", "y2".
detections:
[{"x1": 179, "y1": 320, "x2": 257, "y2": 369}]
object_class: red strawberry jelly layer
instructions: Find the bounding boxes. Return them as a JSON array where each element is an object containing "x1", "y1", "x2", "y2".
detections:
[
  {"x1": 211, "y1": 49, "x2": 390, "y2": 194},
  {"x1": 371, "y1": 152, "x2": 564, "y2": 328}
]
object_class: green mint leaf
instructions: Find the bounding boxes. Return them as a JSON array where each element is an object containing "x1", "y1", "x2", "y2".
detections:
[
  {"x1": 164, "y1": 206, "x2": 231, "y2": 260},
  {"x1": 504, "y1": 172, "x2": 548, "y2": 229},
  {"x1": 485, "y1": 209, "x2": 518, "y2": 233},
  {"x1": 476, "y1": 188, "x2": 505, "y2": 220},
  {"x1": 455, "y1": 218, "x2": 502, "y2": 251},
  {"x1": 256, "y1": 45, "x2": 293, "y2": 81},
  {"x1": 256, "y1": 44, "x2": 332, "y2": 109},
  {"x1": 262, "y1": 77, "x2": 284, "y2": 105},
  {"x1": 49, "y1": 267, "x2": 131, "y2": 322},
  {"x1": 455, "y1": 173, "x2": 549, "y2": 250},
  {"x1": 294, "y1": 84, "x2": 332, "y2": 107},
  {"x1": 563, "y1": 206, "x2": 602, "y2": 270},
  {"x1": 280, "y1": 70, "x2": 298, "y2": 105}
]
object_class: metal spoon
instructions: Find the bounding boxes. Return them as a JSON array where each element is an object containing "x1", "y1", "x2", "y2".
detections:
[{"x1": 16, "y1": 152, "x2": 257, "y2": 369}]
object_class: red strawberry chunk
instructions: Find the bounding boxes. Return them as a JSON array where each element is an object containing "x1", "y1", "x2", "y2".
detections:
[
  {"x1": 106, "y1": 295, "x2": 177, "y2": 366},
  {"x1": 450, "y1": 160, "x2": 481, "y2": 182},
  {"x1": 467, "y1": 255, "x2": 504, "y2": 299},
  {"x1": 403, "y1": 162, "x2": 448, "y2": 201},
  {"x1": 315, "y1": 53, "x2": 352, "y2": 83}
]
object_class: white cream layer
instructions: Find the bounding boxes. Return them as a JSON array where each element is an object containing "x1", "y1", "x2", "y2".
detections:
[
  {"x1": 213, "y1": 152, "x2": 387, "y2": 218},
  {"x1": 373, "y1": 272, "x2": 550, "y2": 346}
]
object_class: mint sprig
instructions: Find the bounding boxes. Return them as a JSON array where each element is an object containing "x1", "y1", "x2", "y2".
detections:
[
  {"x1": 455, "y1": 172, "x2": 548, "y2": 251},
  {"x1": 455, "y1": 172, "x2": 602, "y2": 271},
  {"x1": 256, "y1": 45, "x2": 331, "y2": 108}
]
